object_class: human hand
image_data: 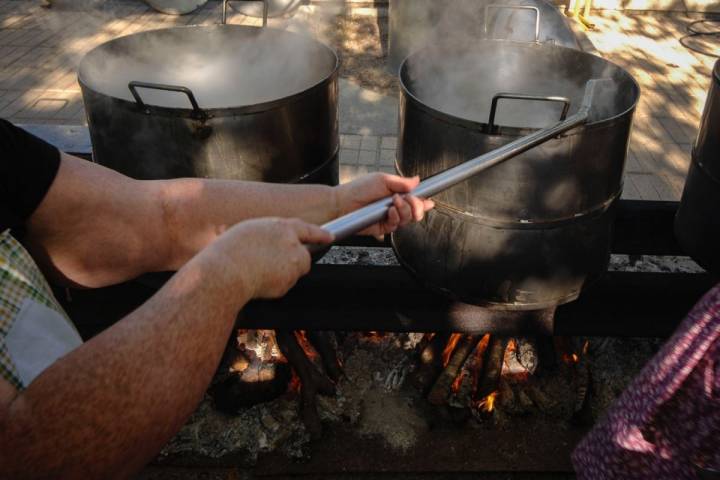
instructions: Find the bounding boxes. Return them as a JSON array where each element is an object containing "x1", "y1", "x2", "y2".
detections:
[
  {"x1": 334, "y1": 173, "x2": 435, "y2": 238},
  {"x1": 204, "y1": 218, "x2": 333, "y2": 299}
]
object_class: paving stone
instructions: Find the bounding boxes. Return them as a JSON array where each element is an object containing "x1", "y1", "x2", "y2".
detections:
[
  {"x1": 358, "y1": 149, "x2": 377, "y2": 165},
  {"x1": 359, "y1": 135, "x2": 379, "y2": 151},
  {"x1": 380, "y1": 136, "x2": 397, "y2": 149},
  {"x1": 379, "y1": 148, "x2": 396, "y2": 167},
  {"x1": 627, "y1": 173, "x2": 661, "y2": 201},
  {"x1": 621, "y1": 175, "x2": 643, "y2": 200},
  {"x1": 341, "y1": 134, "x2": 362, "y2": 149},
  {"x1": 340, "y1": 148, "x2": 359, "y2": 165}
]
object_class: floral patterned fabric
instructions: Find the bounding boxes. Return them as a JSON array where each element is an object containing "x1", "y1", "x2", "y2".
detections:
[{"x1": 572, "y1": 283, "x2": 720, "y2": 479}]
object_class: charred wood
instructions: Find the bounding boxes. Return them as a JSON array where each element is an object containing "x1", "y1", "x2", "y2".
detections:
[
  {"x1": 275, "y1": 330, "x2": 336, "y2": 439},
  {"x1": 208, "y1": 334, "x2": 291, "y2": 413},
  {"x1": 411, "y1": 333, "x2": 451, "y2": 393},
  {"x1": 305, "y1": 331, "x2": 343, "y2": 382},
  {"x1": 476, "y1": 336, "x2": 509, "y2": 400},
  {"x1": 427, "y1": 334, "x2": 482, "y2": 405}
]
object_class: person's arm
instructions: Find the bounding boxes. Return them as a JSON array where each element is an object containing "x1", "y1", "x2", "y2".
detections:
[
  {"x1": 0, "y1": 218, "x2": 332, "y2": 479},
  {"x1": 25, "y1": 153, "x2": 432, "y2": 288}
]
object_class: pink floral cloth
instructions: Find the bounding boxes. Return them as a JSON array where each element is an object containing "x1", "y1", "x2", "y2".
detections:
[{"x1": 572, "y1": 283, "x2": 720, "y2": 479}]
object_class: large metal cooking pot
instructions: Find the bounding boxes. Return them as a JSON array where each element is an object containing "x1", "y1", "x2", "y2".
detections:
[
  {"x1": 675, "y1": 60, "x2": 720, "y2": 275},
  {"x1": 79, "y1": 25, "x2": 339, "y2": 185},
  {"x1": 392, "y1": 41, "x2": 639, "y2": 310},
  {"x1": 388, "y1": 0, "x2": 581, "y2": 73}
]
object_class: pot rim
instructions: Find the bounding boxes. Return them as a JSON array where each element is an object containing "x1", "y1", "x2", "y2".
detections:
[
  {"x1": 398, "y1": 39, "x2": 640, "y2": 135},
  {"x1": 77, "y1": 24, "x2": 340, "y2": 117}
]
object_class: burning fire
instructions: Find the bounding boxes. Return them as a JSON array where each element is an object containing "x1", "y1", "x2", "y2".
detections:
[
  {"x1": 442, "y1": 333, "x2": 463, "y2": 367},
  {"x1": 288, "y1": 370, "x2": 302, "y2": 393},
  {"x1": 294, "y1": 331, "x2": 319, "y2": 360},
  {"x1": 471, "y1": 334, "x2": 491, "y2": 392},
  {"x1": 451, "y1": 371, "x2": 466, "y2": 394},
  {"x1": 476, "y1": 391, "x2": 498, "y2": 413},
  {"x1": 562, "y1": 341, "x2": 590, "y2": 365},
  {"x1": 364, "y1": 331, "x2": 385, "y2": 343},
  {"x1": 562, "y1": 352, "x2": 580, "y2": 364}
]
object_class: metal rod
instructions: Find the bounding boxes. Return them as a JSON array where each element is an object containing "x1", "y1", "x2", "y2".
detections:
[{"x1": 318, "y1": 80, "x2": 601, "y2": 244}]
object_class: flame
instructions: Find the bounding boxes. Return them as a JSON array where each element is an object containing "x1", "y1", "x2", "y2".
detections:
[
  {"x1": 505, "y1": 338, "x2": 517, "y2": 354},
  {"x1": 562, "y1": 353, "x2": 580, "y2": 364},
  {"x1": 294, "y1": 331, "x2": 319, "y2": 359},
  {"x1": 476, "y1": 391, "x2": 498, "y2": 413},
  {"x1": 229, "y1": 354, "x2": 250, "y2": 373},
  {"x1": 442, "y1": 333, "x2": 463, "y2": 367},
  {"x1": 451, "y1": 371, "x2": 466, "y2": 394},
  {"x1": 471, "y1": 334, "x2": 491, "y2": 392}
]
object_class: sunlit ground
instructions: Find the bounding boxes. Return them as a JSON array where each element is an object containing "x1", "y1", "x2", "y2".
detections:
[{"x1": 582, "y1": 10, "x2": 718, "y2": 200}]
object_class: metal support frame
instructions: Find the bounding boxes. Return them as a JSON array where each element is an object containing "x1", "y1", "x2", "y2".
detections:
[{"x1": 60, "y1": 200, "x2": 718, "y2": 340}]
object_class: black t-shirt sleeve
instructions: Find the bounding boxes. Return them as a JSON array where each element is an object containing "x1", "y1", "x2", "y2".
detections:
[{"x1": 0, "y1": 119, "x2": 61, "y2": 231}]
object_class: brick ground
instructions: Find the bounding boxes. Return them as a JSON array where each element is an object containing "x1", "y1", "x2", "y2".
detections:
[
  {"x1": 0, "y1": 0, "x2": 717, "y2": 199},
  {"x1": 582, "y1": 10, "x2": 717, "y2": 201}
]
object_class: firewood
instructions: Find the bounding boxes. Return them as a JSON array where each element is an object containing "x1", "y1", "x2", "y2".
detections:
[
  {"x1": 208, "y1": 335, "x2": 292, "y2": 413},
  {"x1": 411, "y1": 332, "x2": 451, "y2": 393},
  {"x1": 275, "y1": 330, "x2": 336, "y2": 439},
  {"x1": 306, "y1": 331, "x2": 343, "y2": 382},
  {"x1": 475, "y1": 335, "x2": 509, "y2": 400},
  {"x1": 427, "y1": 334, "x2": 483, "y2": 405}
]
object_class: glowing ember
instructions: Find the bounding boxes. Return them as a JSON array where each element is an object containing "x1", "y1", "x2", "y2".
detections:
[
  {"x1": 442, "y1": 333, "x2": 463, "y2": 368},
  {"x1": 471, "y1": 334, "x2": 491, "y2": 392},
  {"x1": 476, "y1": 391, "x2": 498, "y2": 413},
  {"x1": 451, "y1": 371, "x2": 466, "y2": 394},
  {"x1": 562, "y1": 353, "x2": 580, "y2": 364},
  {"x1": 365, "y1": 331, "x2": 385, "y2": 343},
  {"x1": 294, "y1": 331, "x2": 319, "y2": 360},
  {"x1": 288, "y1": 371, "x2": 302, "y2": 393}
]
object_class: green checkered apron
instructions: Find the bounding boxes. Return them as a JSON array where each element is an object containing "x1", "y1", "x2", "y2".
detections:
[{"x1": 0, "y1": 229, "x2": 80, "y2": 389}]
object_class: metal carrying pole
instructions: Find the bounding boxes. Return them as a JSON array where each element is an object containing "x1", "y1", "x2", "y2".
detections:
[{"x1": 314, "y1": 79, "x2": 603, "y2": 246}]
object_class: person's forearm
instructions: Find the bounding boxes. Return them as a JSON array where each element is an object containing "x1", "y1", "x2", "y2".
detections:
[
  {"x1": 158, "y1": 178, "x2": 339, "y2": 268},
  {"x1": 0, "y1": 250, "x2": 249, "y2": 479}
]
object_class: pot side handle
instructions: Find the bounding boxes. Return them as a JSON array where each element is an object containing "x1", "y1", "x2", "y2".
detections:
[
  {"x1": 221, "y1": 0, "x2": 268, "y2": 26},
  {"x1": 488, "y1": 93, "x2": 571, "y2": 134},
  {"x1": 484, "y1": 4, "x2": 541, "y2": 43},
  {"x1": 128, "y1": 81, "x2": 208, "y2": 121}
]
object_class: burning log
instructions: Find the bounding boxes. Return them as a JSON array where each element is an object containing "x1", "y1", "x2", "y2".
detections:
[
  {"x1": 276, "y1": 330, "x2": 336, "y2": 439},
  {"x1": 411, "y1": 332, "x2": 451, "y2": 393},
  {"x1": 427, "y1": 334, "x2": 483, "y2": 405},
  {"x1": 475, "y1": 335, "x2": 510, "y2": 400},
  {"x1": 208, "y1": 330, "x2": 292, "y2": 413},
  {"x1": 305, "y1": 331, "x2": 343, "y2": 382}
]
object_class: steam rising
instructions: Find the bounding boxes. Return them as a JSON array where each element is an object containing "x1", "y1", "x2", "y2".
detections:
[
  {"x1": 401, "y1": 0, "x2": 638, "y2": 129},
  {"x1": 78, "y1": 26, "x2": 337, "y2": 109}
]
